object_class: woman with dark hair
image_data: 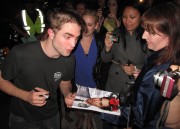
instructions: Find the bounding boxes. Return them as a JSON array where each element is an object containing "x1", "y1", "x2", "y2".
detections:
[
  {"x1": 101, "y1": 1, "x2": 148, "y2": 95},
  {"x1": 97, "y1": 0, "x2": 122, "y2": 34},
  {"x1": 101, "y1": 1, "x2": 180, "y2": 128},
  {"x1": 130, "y1": 2, "x2": 180, "y2": 129}
]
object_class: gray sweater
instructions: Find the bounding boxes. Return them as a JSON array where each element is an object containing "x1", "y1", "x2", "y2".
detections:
[{"x1": 101, "y1": 32, "x2": 147, "y2": 93}]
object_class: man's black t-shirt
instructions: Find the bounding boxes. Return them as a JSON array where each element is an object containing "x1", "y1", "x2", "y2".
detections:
[{"x1": 0, "y1": 41, "x2": 75, "y2": 122}]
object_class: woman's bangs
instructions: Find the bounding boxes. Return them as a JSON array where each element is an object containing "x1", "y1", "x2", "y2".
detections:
[{"x1": 141, "y1": 16, "x2": 158, "y2": 34}]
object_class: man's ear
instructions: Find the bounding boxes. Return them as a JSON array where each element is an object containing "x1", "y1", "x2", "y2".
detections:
[{"x1": 47, "y1": 28, "x2": 54, "y2": 39}]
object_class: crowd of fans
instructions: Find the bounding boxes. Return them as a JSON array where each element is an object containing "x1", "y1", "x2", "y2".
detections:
[{"x1": 0, "y1": 0, "x2": 180, "y2": 129}]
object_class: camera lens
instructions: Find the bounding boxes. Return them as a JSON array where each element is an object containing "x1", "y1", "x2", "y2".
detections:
[
  {"x1": 154, "y1": 71, "x2": 168, "y2": 87},
  {"x1": 111, "y1": 31, "x2": 119, "y2": 43}
]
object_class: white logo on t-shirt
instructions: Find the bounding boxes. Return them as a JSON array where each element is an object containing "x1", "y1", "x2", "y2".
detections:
[{"x1": 54, "y1": 72, "x2": 62, "y2": 81}]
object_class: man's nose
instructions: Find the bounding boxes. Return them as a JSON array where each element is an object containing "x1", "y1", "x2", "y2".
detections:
[
  {"x1": 70, "y1": 39, "x2": 77, "y2": 48},
  {"x1": 126, "y1": 17, "x2": 131, "y2": 24}
]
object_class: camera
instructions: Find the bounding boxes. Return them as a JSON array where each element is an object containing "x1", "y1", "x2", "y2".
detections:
[
  {"x1": 102, "y1": 6, "x2": 110, "y2": 17},
  {"x1": 154, "y1": 69, "x2": 180, "y2": 99},
  {"x1": 111, "y1": 31, "x2": 120, "y2": 43}
]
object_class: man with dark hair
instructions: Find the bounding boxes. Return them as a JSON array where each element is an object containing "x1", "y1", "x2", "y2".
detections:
[{"x1": 0, "y1": 9, "x2": 85, "y2": 129}]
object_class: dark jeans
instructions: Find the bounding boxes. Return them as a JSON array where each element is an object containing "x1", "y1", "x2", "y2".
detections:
[{"x1": 9, "y1": 112, "x2": 60, "y2": 129}]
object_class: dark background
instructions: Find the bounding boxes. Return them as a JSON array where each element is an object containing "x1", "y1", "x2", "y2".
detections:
[
  {"x1": 0, "y1": 0, "x2": 99, "y2": 48},
  {"x1": 0, "y1": 0, "x2": 14, "y2": 48},
  {"x1": 0, "y1": 0, "x2": 174, "y2": 48}
]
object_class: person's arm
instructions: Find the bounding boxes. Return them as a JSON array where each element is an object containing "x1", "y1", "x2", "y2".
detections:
[
  {"x1": 0, "y1": 71, "x2": 29, "y2": 101},
  {"x1": 96, "y1": 8, "x2": 105, "y2": 33},
  {"x1": 10, "y1": 12, "x2": 29, "y2": 38},
  {"x1": 162, "y1": 66, "x2": 180, "y2": 128},
  {"x1": 59, "y1": 80, "x2": 76, "y2": 107},
  {"x1": 164, "y1": 78, "x2": 180, "y2": 128},
  {"x1": 0, "y1": 71, "x2": 49, "y2": 106},
  {"x1": 10, "y1": 23, "x2": 29, "y2": 38}
]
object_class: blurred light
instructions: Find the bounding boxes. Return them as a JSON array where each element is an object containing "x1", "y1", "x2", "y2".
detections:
[{"x1": 139, "y1": 0, "x2": 144, "y2": 3}]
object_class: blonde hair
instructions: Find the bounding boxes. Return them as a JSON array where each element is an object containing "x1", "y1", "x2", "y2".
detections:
[{"x1": 81, "y1": 9, "x2": 99, "y2": 23}]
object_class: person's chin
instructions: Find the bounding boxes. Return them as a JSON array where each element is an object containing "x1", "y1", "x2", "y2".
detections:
[
  {"x1": 61, "y1": 52, "x2": 71, "y2": 57},
  {"x1": 63, "y1": 53, "x2": 71, "y2": 57},
  {"x1": 147, "y1": 44, "x2": 153, "y2": 50}
]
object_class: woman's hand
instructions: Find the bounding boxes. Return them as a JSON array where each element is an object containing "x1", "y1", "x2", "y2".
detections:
[
  {"x1": 104, "y1": 32, "x2": 114, "y2": 52},
  {"x1": 122, "y1": 64, "x2": 136, "y2": 76},
  {"x1": 133, "y1": 69, "x2": 141, "y2": 79}
]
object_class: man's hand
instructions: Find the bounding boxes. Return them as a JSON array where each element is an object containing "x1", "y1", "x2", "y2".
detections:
[
  {"x1": 27, "y1": 87, "x2": 49, "y2": 107},
  {"x1": 64, "y1": 93, "x2": 76, "y2": 108}
]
